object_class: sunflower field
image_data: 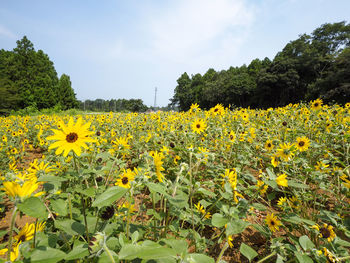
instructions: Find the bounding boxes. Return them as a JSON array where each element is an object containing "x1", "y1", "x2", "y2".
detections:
[{"x1": 0, "y1": 99, "x2": 349, "y2": 263}]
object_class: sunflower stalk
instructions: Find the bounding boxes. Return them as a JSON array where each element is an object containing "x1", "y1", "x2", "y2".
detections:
[{"x1": 7, "y1": 206, "x2": 18, "y2": 261}]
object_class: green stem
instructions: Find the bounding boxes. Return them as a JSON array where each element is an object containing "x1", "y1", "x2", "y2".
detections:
[
  {"x1": 103, "y1": 243, "x2": 116, "y2": 263},
  {"x1": 81, "y1": 194, "x2": 90, "y2": 244},
  {"x1": 7, "y1": 206, "x2": 18, "y2": 261},
  {"x1": 68, "y1": 193, "x2": 73, "y2": 220},
  {"x1": 257, "y1": 251, "x2": 277, "y2": 263},
  {"x1": 216, "y1": 242, "x2": 229, "y2": 263},
  {"x1": 32, "y1": 218, "x2": 38, "y2": 248},
  {"x1": 126, "y1": 188, "x2": 133, "y2": 239}
]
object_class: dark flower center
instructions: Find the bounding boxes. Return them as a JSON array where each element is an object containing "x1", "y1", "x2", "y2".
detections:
[
  {"x1": 196, "y1": 124, "x2": 201, "y2": 129},
  {"x1": 96, "y1": 131, "x2": 101, "y2": 136},
  {"x1": 314, "y1": 103, "x2": 319, "y2": 107},
  {"x1": 230, "y1": 135, "x2": 234, "y2": 140},
  {"x1": 66, "y1": 133, "x2": 78, "y2": 143},
  {"x1": 282, "y1": 121, "x2": 287, "y2": 126},
  {"x1": 122, "y1": 176, "x2": 129, "y2": 185},
  {"x1": 320, "y1": 227, "x2": 331, "y2": 238},
  {"x1": 270, "y1": 220, "x2": 275, "y2": 226},
  {"x1": 267, "y1": 143, "x2": 271, "y2": 147},
  {"x1": 298, "y1": 141, "x2": 305, "y2": 146},
  {"x1": 19, "y1": 234, "x2": 26, "y2": 242},
  {"x1": 214, "y1": 108, "x2": 219, "y2": 112}
]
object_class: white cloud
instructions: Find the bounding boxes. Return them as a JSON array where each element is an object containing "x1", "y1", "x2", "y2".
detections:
[
  {"x1": 146, "y1": 0, "x2": 255, "y2": 66},
  {"x1": 0, "y1": 24, "x2": 17, "y2": 39}
]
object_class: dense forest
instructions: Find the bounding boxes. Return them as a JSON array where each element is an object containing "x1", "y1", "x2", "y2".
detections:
[
  {"x1": 0, "y1": 36, "x2": 79, "y2": 114},
  {"x1": 170, "y1": 21, "x2": 350, "y2": 111},
  {"x1": 78, "y1": 98, "x2": 149, "y2": 112}
]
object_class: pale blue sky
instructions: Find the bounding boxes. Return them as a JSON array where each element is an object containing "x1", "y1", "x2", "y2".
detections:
[{"x1": 0, "y1": 0, "x2": 349, "y2": 106}]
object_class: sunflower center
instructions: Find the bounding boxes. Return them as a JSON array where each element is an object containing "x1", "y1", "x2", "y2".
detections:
[
  {"x1": 19, "y1": 234, "x2": 26, "y2": 242},
  {"x1": 320, "y1": 227, "x2": 331, "y2": 238},
  {"x1": 270, "y1": 220, "x2": 275, "y2": 226},
  {"x1": 267, "y1": 143, "x2": 271, "y2": 147},
  {"x1": 298, "y1": 141, "x2": 305, "y2": 146},
  {"x1": 214, "y1": 108, "x2": 219, "y2": 112},
  {"x1": 66, "y1": 133, "x2": 78, "y2": 143},
  {"x1": 230, "y1": 135, "x2": 234, "y2": 140},
  {"x1": 196, "y1": 124, "x2": 201, "y2": 129},
  {"x1": 314, "y1": 103, "x2": 319, "y2": 107},
  {"x1": 122, "y1": 176, "x2": 129, "y2": 185}
]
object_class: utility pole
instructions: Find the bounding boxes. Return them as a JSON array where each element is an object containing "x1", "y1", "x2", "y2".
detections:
[{"x1": 154, "y1": 87, "x2": 157, "y2": 109}]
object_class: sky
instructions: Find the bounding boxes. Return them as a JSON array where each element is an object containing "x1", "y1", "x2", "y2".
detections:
[{"x1": 0, "y1": 0, "x2": 349, "y2": 107}]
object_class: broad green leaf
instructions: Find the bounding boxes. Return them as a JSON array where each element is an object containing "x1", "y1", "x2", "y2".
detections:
[
  {"x1": 31, "y1": 247, "x2": 66, "y2": 263},
  {"x1": 294, "y1": 252, "x2": 314, "y2": 263},
  {"x1": 98, "y1": 250, "x2": 118, "y2": 263},
  {"x1": 266, "y1": 168, "x2": 276, "y2": 180},
  {"x1": 198, "y1": 188, "x2": 216, "y2": 198},
  {"x1": 119, "y1": 244, "x2": 176, "y2": 260},
  {"x1": 161, "y1": 239, "x2": 188, "y2": 255},
  {"x1": 212, "y1": 213, "x2": 229, "y2": 228},
  {"x1": 65, "y1": 244, "x2": 89, "y2": 260},
  {"x1": 75, "y1": 187, "x2": 96, "y2": 197},
  {"x1": 17, "y1": 196, "x2": 48, "y2": 220},
  {"x1": 240, "y1": 243, "x2": 258, "y2": 261},
  {"x1": 226, "y1": 219, "x2": 250, "y2": 235},
  {"x1": 54, "y1": 219, "x2": 85, "y2": 236},
  {"x1": 185, "y1": 253, "x2": 215, "y2": 263},
  {"x1": 38, "y1": 175, "x2": 67, "y2": 182},
  {"x1": 92, "y1": 186, "x2": 128, "y2": 208},
  {"x1": 335, "y1": 237, "x2": 350, "y2": 247},
  {"x1": 50, "y1": 198, "x2": 67, "y2": 216},
  {"x1": 147, "y1": 182, "x2": 168, "y2": 196},
  {"x1": 299, "y1": 235, "x2": 315, "y2": 251},
  {"x1": 288, "y1": 181, "x2": 309, "y2": 189}
]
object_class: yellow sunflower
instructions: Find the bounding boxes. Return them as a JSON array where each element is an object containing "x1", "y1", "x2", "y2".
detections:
[
  {"x1": 265, "y1": 213, "x2": 281, "y2": 232},
  {"x1": 14, "y1": 221, "x2": 46, "y2": 244},
  {"x1": 276, "y1": 174, "x2": 288, "y2": 187},
  {"x1": 265, "y1": 140, "x2": 274, "y2": 152},
  {"x1": 312, "y1": 223, "x2": 336, "y2": 242},
  {"x1": 276, "y1": 142, "x2": 295, "y2": 162},
  {"x1": 228, "y1": 131, "x2": 236, "y2": 143},
  {"x1": 194, "y1": 202, "x2": 211, "y2": 219},
  {"x1": 295, "y1": 136, "x2": 310, "y2": 152},
  {"x1": 191, "y1": 119, "x2": 207, "y2": 134},
  {"x1": 47, "y1": 117, "x2": 95, "y2": 157},
  {"x1": 115, "y1": 169, "x2": 135, "y2": 188},
  {"x1": 310, "y1": 98, "x2": 323, "y2": 110}
]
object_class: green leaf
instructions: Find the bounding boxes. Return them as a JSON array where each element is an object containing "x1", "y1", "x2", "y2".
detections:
[
  {"x1": 92, "y1": 186, "x2": 128, "y2": 208},
  {"x1": 50, "y1": 198, "x2": 67, "y2": 216},
  {"x1": 65, "y1": 244, "x2": 89, "y2": 260},
  {"x1": 147, "y1": 182, "x2": 168, "y2": 196},
  {"x1": 118, "y1": 244, "x2": 176, "y2": 260},
  {"x1": 198, "y1": 188, "x2": 216, "y2": 198},
  {"x1": 54, "y1": 219, "x2": 85, "y2": 236},
  {"x1": 266, "y1": 168, "x2": 276, "y2": 180},
  {"x1": 38, "y1": 175, "x2": 67, "y2": 182},
  {"x1": 185, "y1": 253, "x2": 215, "y2": 263},
  {"x1": 17, "y1": 197, "x2": 48, "y2": 220},
  {"x1": 161, "y1": 239, "x2": 188, "y2": 256},
  {"x1": 226, "y1": 219, "x2": 250, "y2": 235},
  {"x1": 240, "y1": 243, "x2": 258, "y2": 261},
  {"x1": 212, "y1": 213, "x2": 229, "y2": 228},
  {"x1": 75, "y1": 186, "x2": 96, "y2": 197},
  {"x1": 335, "y1": 237, "x2": 350, "y2": 247},
  {"x1": 288, "y1": 181, "x2": 309, "y2": 189},
  {"x1": 299, "y1": 235, "x2": 315, "y2": 251},
  {"x1": 31, "y1": 247, "x2": 66, "y2": 263},
  {"x1": 294, "y1": 252, "x2": 314, "y2": 263}
]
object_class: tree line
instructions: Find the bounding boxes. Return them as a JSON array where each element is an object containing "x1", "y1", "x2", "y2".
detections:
[
  {"x1": 170, "y1": 21, "x2": 350, "y2": 111},
  {"x1": 78, "y1": 98, "x2": 149, "y2": 112},
  {"x1": 0, "y1": 36, "x2": 79, "y2": 114}
]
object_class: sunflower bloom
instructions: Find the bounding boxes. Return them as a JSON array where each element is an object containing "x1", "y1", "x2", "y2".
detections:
[
  {"x1": 191, "y1": 119, "x2": 207, "y2": 134},
  {"x1": 265, "y1": 213, "x2": 282, "y2": 232},
  {"x1": 295, "y1": 136, "x2": 310, "y2": 152},
  {"x1": 14, "y1": 221, "x2": 46, "y2": 244},
  {"x1": 2, "y1": 180, "x2": 44, "y2": 201},
  {"x1": 312, "y1": 224, "x2": 336, "y2": 242},
  {"x1": 276, "y1": 142, "x2": 295, "y2": 162},
  {"x1": 151, "y1": 151, "x2": 165, "y2": 182},
  {"x1": 115, "y1": 169, "x2": 135, "y2": 188},
  {"x1": 47, "y1": 117, "x2": 95, "y2": 157},
  {"x1": 276, "y1": 174, "x2": 288, "y2": 187},
  {"x1": 194, "y1": 202, "x2": 211, "y2": 219}
]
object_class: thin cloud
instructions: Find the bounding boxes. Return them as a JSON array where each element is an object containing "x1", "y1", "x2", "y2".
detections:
[
  {"x1": 146, "y1": 0, "x2": 255, "y2": 65},
  {"x1": 0, "y1": 24, "x2": 17, "y2": 39}
]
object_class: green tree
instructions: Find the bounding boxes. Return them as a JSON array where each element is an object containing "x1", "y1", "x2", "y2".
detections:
[{"x1": 57, "y1": 74, "x2": 78, "y2": 109}]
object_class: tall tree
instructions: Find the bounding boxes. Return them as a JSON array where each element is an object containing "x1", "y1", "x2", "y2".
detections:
[{"x1": 57, "y1": 74, "x2": 78, "y2": 109}]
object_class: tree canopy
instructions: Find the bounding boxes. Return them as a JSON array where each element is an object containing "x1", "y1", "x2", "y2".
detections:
[
  {"x1": 0, "y1": 36, "x2": 78, "y2": 113},
  {"x1": 170, "y1": 21, "x2": 350, "y2": 111}
]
